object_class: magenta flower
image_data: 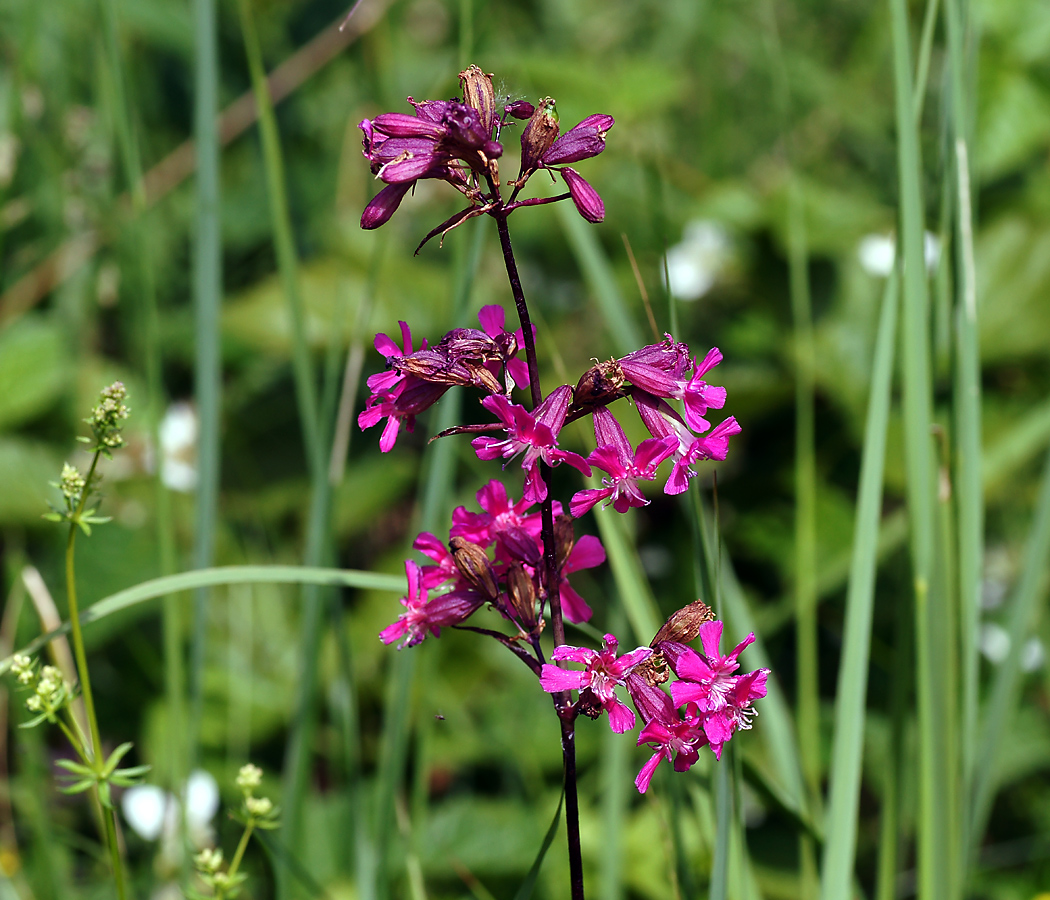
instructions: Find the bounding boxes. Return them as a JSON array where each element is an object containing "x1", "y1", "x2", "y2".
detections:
[
  {"x1": 471, "y1": 385, "x2": 591, "y2": 503},
  {"x1": 540, "y1": 634, "x2": 652, "y2": 733},
  {"x1": 379, "y1": 560, "x2": 486, "y2": 648},
  {"x1": 557, "y1": 534, "x2": 606, "y2": 623},
  {"x1": 700, "y1": 668, "x2": 769, "y2": 759},
  {"x1": 680, "y1": 348, "x2": 728, "y2": 432},
  {"x1": 451, "y1": 479, "x2": 545, "y2": 565},
  {"x1": 412, "y1": 531, "x2": 460, "y2": 589},
  {"x1": 570, "y1": 407, "x2": 677, "y2": 517},
  {"x1": 669, "y1": 621, "x2": 757, "y2": 712},
  {"x1": 634, "y1": 392, "x2": 741, "y2": 495},
  {"x1": 634, "y1": 703, "x2": 709, "y2": 792},
  {"x1": 477, "y1": 304, "x2": 531, "y2": 390},
  {"x1": 616, "y1": 335, "x2": 692, "y2": 396}
]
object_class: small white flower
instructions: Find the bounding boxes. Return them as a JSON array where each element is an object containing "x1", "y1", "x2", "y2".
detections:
[
  {"x1": 979, "y1": 623, "x2": 1011, "y2": 665},
  {"x1": 159, "y1": 402, "x2": 198, "y2": 493},
  {"x1": 120, "y1": 769, "x2": 218, "y2": 844},
  {"x1": 1021, "y1": 636, "x2": 1046, "y2": 673},
  {"x1": 663, "y1": 220, "x2": 732, "y2": 301},
  {"x1": 857, "y1": 231, "x2": 941, "y2": 278}
]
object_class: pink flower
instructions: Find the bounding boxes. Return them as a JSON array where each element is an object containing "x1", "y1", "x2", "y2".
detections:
[
  {"x1": 471, "y1": 385, "x2": 591, "y2": 503},
  {"x1": 540, "y1": 634, "x2": 651, "y2": 733},
  {"x1": 379, "y1": 560, "x2": 484, "y2": 648},
  {"x1": 679, "y1": 348, "x2": 727, "y2": 433},
  {"x1": 557, "y1": 534, "x2": 606, "y2": 623},
  {"x1": 451, "y1": 480, "x2": 542, "y2": 562},
  {"x1": 477, "y1": 305, "x2": 531, "y2": 391},
  {"x1": 701, "y1": 668, "x2": 769, "y2": 760},
  {"x1": 412, "y1": 531, "x2": 460, "y2": 589},
  {"x1": 669, "y1": 621, "x2": 756, "y2": 713},
  {"x1": 570, "y1": 407, "x2": 677, "y2": 516},
  {"x1": 634, "y1": 702, "x2": 709, "y2": 792}
]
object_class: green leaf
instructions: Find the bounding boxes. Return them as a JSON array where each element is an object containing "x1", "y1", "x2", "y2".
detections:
[
  {"x1": 0, "y1": 565, "x2": 404, "y2": 675},
  {"x1": 58, "y1": 779, "x2": 97, "y2": 795},
  {"x1": 102, "y1": 741, "x2": 134, "y2": 775},
  {"x1": 512, "y1": 791, "x2": 564, "y2": 900},
  {"x1": 54, "y1": 759, "x2": 95, "y2": 776}
]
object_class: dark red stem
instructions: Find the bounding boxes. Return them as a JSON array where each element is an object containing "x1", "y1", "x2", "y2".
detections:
[{"x1": 491, "y1": 202, "x2": 585, "y2": 900}]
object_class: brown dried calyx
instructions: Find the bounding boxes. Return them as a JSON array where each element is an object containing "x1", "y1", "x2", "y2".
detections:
[
  {"x1": 634, "y1": 598, "x2": 717, "y2": 686},
  {"x1": 572, "y1": 359, "x2": 625, "y2": 410},
  {"x1": 506, "y1": 561, "x2": 539, "y2": 631},
  {"x1": 459, "y1": 65, "x2": 497, "y2": 136},
  {"x1": 449, "y1": 536, "x2": 500, "y2": 601}
]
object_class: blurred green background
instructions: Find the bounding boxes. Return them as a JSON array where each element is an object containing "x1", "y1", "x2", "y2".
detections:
[{"x1": 1, "y1": 0, "x2": 1049, "y2": 897}]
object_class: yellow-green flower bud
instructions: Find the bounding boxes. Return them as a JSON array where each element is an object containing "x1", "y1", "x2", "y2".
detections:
[
  {"x1": 11, "y1": 654, "x2": 34, "y2": 685},
  {"x1": 236, "y1": 762, "x2": 263, "y2": 794},
  {"x1": 59, "y1": 463, "x2": 86, "y2": 504},
  {"x1": 245, "y1": 796, "x2": 273, "y2": 818},
  {"x1": 194, "y1": 847, "x2": 223, "y2": 874},
  {"x1": 88, "y1": 382, "x2": 130, "y2": 451}
]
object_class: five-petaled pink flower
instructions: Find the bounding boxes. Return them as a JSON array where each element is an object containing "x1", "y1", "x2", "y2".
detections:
[
  {"x1": 570, "y1": 407, "x2": 677, "y2": 517},
  {"x1": 379, "y1": 560, "x2": 485, "y2": 649},
  {"x1": 471, "y1": 385, "x2": 591, "y2": 503},
  {"x1": 669, "y1": 620, "x2": 756, "y2": 712},
  {"x1": 540, "y1": 634, "x2": 651, "y2": 733}
]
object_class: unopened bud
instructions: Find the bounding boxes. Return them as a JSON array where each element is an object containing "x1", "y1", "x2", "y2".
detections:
[
  {"x1": 553, "y1": 514, "x2": 575, "y2": 571},
  {"x1": 504, "y1": 100, "x2": 535, "y2": 120},
  {"x1": 449, "y1": 537, "x2": 500, "y2": 601},
  {"x1": 506, "y1": 562, "x2": 538, "y2": 630}
]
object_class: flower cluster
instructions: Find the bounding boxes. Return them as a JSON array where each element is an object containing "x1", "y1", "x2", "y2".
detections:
[
  {"x1": 359, "y1": 66, "x2": 612, "y2": 243},
  {"x1": 380, "y1": 480, "x2": 606, "y2": 649},
  {"x1": 87, "y1": 381, "x2": 130, "y2": 452},
  {"x1": 540, "y1": 620, "x2": 768, "y2": 792},
  {"x1": 8, "y1": 656, "x2": 74, "y2": 727}
]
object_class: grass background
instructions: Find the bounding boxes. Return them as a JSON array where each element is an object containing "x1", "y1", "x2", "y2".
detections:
[{"x1": 1, "y1": 0, "x2": 1050, "y2": 897}]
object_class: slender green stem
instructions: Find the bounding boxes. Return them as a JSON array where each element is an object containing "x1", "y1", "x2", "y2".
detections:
[
  {"x1": 227, "y1": 820, "x2": 256, "y2": 883},
  {"x1": 65, "y1": 451, "x2": 127, "y2": 900}
]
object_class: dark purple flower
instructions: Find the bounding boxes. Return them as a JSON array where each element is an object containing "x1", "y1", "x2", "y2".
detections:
[
  {"x1": 560, "y1": 167, "x2": 605, "y2": 223},
  {"x1": 543, "y1": 114, "x2": 614, "y2": 166}
]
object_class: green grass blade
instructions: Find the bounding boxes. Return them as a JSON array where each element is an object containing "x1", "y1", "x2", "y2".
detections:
[
  {"x1": 0, "y1": 566, "x2": 403, "y2": 674},
  {"x1": 709, "y1": 755, "x2": 732, "y2": 900},
  {"x1": 945, "y1": 0, "x2": 982, "y2": 876},
  {"x1": 555, "y1": 200, "x2": 643, "y2": 355},
  {"x1": 819, "y1": 272, "x2": 900, "y2": 898},
  {"x1": 513, "y1": 791, "x2": 564, "y2": 900},
  {"x1": 889, "y1": 0, "x2": 950, "y2": 895},
  {"x1": 236, "y1": 0, "x2": 321, "y2": 475},
  {"x1": 970, "y1": 445, "x2": 1050, "y2": 848},
  {"x1": 697, "y1": 496, "x2": 807, "y2": 814}
]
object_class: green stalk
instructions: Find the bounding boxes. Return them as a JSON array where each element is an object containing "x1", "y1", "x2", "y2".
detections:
[
  {"x1": 819, "y1": 271, "x2": 899, "y2": 898},
  {"x1": 889, "y1": 0, "x2": 949, "y2": 896},
  {"x1": 709, "y1": 755, "x2": 731, "y2": 900},
  {"x1": 945, "y1": 0, "x2": 982, "y2": 876},
  {"x1": 236, "y1": 0, "x2": 321, "y2": 474},
  {"x1": 235, "y1": 4, "x2": 333, "y2": 892},
  {"x1": 190, "y1": 0, "x2": 223, "y2": 789},
  {"x1": 64, "y1": 451, "x2": 127, "y2": 900},
  {"x1": 970, "y1": 445, "x2": 1050, "y2": 849}
]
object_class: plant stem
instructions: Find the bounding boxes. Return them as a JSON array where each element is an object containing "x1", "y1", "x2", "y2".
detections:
[
  {"x1": 493, "y1": 209, "x2": 584, "y2": 900},
  {"x1": 66, "y1": 449, "x2": 128, "y2": 900}
]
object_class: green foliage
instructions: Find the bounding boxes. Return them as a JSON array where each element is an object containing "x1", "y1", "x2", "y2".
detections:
[{"x1": 2, "y1": 0, "x2": 1050, "y2": 897}]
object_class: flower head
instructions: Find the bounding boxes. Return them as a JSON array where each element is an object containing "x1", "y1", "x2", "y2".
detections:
[
  {"x1": 88, "y1": 381, "x2": 129, "y2": 451},
  {"x1": 540, "y1": 634, "x2": 651, "y2": 733},
  {"x1": 379, "y1": 560, "x2": 485, "y2": 649},
  {"x1": 471, "y1": 385, "x2": 591, "y2": 503}
]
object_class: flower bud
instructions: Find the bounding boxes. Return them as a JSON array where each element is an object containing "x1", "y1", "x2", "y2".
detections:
[
  {"x1": 236, "y1": 763, "x2": 263, "y2": 794},
  {"x1": 561, "y1": 167, "x2": 604, "y2": 223},
  {"x1": 518, "y1": 97, "x2": 559, "y2": 180},
  {"x1": 506, "y1": 561, "x2": 538, "y2": 630},
  {"x1": 553, "y1": 514, "x2": 575, "y2": 572},
  {"x1": 650, "y1": 598, "x2": 716, "y2": 646},
  {"x1": 449, "y1": 536, "x2": 500, "y2": 601},
  {"x1": 361, "y1": 183, "x2": 412, "y2": 230},
  {"x1": 504, "y1": 100, "x2": 535, "y2": 120},
  {"x1": 459, "y1": 65, "x2": 497, "y2": 135}
]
